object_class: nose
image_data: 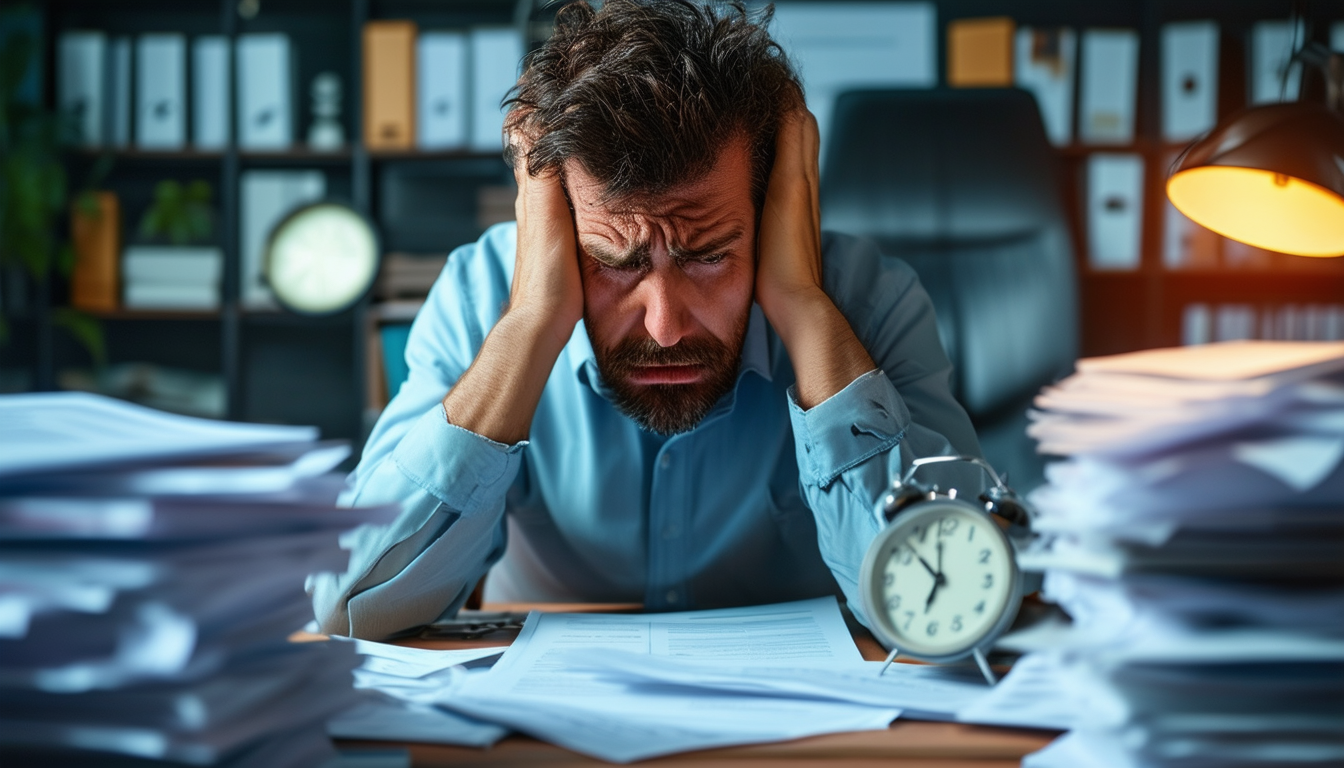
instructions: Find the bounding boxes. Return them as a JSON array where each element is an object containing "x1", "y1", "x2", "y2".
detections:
[{"x1": 638, "y1": 268, "x2": 693, "y2": 348}]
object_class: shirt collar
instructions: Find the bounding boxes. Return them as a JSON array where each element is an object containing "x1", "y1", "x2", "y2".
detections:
[{"x1": 569, "y1": 303, "x2": 774, "y2": 394}]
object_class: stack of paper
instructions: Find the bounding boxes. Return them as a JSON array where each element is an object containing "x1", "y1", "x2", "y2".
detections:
[
  {"x1": 1017, "y1": 341, "x2": 1344, "y2": 768},
  {"x1": 0, "y1": 393, "x2": 397, "y2": 766}
]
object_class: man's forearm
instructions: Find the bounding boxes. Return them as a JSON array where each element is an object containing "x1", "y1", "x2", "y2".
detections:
[
  {"x1": 767, "y1": 286, "x2": 877, "y2": 410},
  {"x1": 441, "y1": 307, "x2": 572, "y2": 444}
]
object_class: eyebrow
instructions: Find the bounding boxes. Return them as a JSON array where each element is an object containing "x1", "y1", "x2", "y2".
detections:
[{"x1": 582, "y1": 229, "x2": 744, "y2": 268}]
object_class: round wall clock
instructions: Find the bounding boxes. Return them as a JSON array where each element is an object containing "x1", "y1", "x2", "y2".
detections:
[{"x1": 264, "y1": 202, "x2": 379, "y2": 315}]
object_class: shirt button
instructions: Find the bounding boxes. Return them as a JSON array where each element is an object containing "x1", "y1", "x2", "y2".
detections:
[
  {"x1": 661, "y1": 526, "x2": 679, "y2": 539},
  {"x1": 666, "y1": 589, "x2": 679, "y2": 604},
  {"x1": 659, "y1": 453, "x2": 671, "y2": 470}
]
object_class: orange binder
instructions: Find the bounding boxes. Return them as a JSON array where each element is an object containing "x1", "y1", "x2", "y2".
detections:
[
  {"x1": 948, "y1": 17, "x2": 1015, "y2": 87},
  {"x1": 70, "y1": 191, "x2": 120, "y2": 312},
  {"x1": 363, "y1": 20, "x2": 417, "y2": 150}
]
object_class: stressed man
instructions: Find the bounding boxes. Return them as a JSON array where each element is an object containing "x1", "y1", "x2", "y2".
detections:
[{"x1": 311, "y1": 0, "x2": 980, "y2": 639}]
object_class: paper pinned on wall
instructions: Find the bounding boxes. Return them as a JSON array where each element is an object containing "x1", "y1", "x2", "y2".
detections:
[
  {"x1": 1161, "y1": 21, "x2": 1219, "y2": 142},
  {"x1": 770, "y1": 2, "x2": 935, "y2": 155},
  {"x1": 1014, "y1": 27, "x2": 1076, "y2": 146},
  {"x1": 1079, "y1": 28, "x2": 1139, "y2": 145},
  {"x1": 1086, "y1": 153, "x2": 1144, "y2": 270},
  {"x1": 1250, "y1": 20, "x2": 1305, "y2": 105}
]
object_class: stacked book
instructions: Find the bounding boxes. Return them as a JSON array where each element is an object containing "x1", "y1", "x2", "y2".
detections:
[
  {"x1": 122, "y1": 247, "x2": 222, "y2": 310},
  {"x1": 1016, "y1": 341, "x2": 1344, "y2": 768},
  {"x1": 0, "y1": 393, "x2": 397, "y2": 766}
]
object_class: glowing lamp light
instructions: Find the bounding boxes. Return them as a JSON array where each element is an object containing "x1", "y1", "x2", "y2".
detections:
[{"x1": 1167, "y1": 101, "x2": 1344, "y2": 258}]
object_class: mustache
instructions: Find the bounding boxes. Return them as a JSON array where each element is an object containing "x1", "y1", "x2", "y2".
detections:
[{"x1": 603, "y1": 335, "x2": 728, "y2": 369}]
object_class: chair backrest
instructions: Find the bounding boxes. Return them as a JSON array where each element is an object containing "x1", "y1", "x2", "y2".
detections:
[{"x1": 820, "y1": 88, "x2": 1078, "y2": 422}]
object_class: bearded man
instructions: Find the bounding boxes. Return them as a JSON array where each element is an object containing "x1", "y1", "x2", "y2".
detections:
[{"x1": 311, "y1": 0, "x2": 980, "y2": 640}]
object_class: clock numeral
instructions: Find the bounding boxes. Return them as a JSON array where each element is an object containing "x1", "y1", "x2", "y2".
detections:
[
  {"x1": 883, "y1": 572, "x2": 895, "y2": 588},
  {"x1": 899, "y1": 547, "x2": 913, "y2": 566},
  {"x1": 982, "y1": 573, "x2": 994, "y2": 589},
  {"x1": 978, "y1": 548, "x2": 991, "y2": 564},
  {"x1": 974, "y1": 600, "x2": 986, "y2": 615},
  {"x1": 951, "y1": 615, "x2": 963, "y2": 632},
  {"x1": 903, "y1": 611, "x2": 915, "y2": 631},
  {"x1": 967, "y1": 526, "x2": 975, "y2": 542},
  {"x1": 925, "y1": 620, "x2": 938, "y2": 637},
  {"x1": 886, "y1": 595, "x2": 901, "y2": 611},
  {"x1": 939, "y1": 518, "x2": 958, "y2": 537},
  {"x1": 914, "y1": 525, "x2": 928, "y2": 543}
]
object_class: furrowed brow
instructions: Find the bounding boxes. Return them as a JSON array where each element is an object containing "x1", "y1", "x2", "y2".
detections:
[
  {"x1": 671, "y1": 229, "x2": 744, "y2": 260},
  {"x1": 584, "y1": 240, "x2": 651, "y2": 268}
]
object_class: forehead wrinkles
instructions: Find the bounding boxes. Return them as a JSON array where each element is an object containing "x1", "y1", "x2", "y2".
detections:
[{"x1": 584, "y1": 207, "x2": 739, "y2": 254}]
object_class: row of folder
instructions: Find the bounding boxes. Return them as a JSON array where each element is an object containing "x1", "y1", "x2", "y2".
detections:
[
  {"x1": 1015, "y1": 341, "x2": 1344, "y2": 767},
  {"x1": 0, "y1": 393, "x2": 399, "y2": 766}
]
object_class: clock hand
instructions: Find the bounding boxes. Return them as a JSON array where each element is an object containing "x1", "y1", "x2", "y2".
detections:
[
  {"x1": 924, "y1": 542, "x2": 947, "y2": 614},
  {"x1": 914, "y1": 551, "x2": 938, "y2": 579}
]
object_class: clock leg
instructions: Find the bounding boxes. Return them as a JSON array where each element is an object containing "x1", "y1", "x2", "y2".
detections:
[
  {"x1": 878, "y1": 647, "x2": 900, "y2": 676},
  {"x1": 973, "y1": 647, "x2": 998, "y2": 686}
]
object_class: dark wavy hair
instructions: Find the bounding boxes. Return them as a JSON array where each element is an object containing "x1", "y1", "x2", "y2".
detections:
[{"x1": 504, "y1": 0, "x2": 803, "y2": 209}]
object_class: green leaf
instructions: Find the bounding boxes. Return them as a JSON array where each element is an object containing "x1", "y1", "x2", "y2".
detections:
[
  {"x1": 52, "y1": 307, "x2": 105, "y2": 368},
  {"x1": 185, "y1": 179, "x2": 212, "y2": 204},
  {"x1": 55, "y1": 243, "x2": 75, "y2": 277}
]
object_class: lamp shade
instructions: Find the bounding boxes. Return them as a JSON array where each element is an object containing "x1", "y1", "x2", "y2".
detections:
[{"x1": 1167, "y1": 102, "x2": 1344, "y2": 257}]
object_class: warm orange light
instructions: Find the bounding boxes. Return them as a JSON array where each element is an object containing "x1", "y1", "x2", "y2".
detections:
[{"x1": 1167, "y1": 166, "x2": 1344, "y2": 257}]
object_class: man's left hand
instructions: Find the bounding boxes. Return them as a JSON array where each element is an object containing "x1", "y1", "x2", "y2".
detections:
[{"x1": 755, "y1": 108, "x2": 876, "y2": 409}]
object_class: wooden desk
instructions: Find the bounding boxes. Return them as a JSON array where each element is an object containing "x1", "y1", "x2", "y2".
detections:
[{"x1": 336, "y1": 604, "x2": 1060, "y2": 767}]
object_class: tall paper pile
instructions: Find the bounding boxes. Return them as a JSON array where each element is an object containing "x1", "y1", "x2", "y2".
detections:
[
  {"x1": 0, "y1": 393, "x2": 397, "y2": 766},
  {"x1": 1017, "y1": 341, "x2": 1344, "y2": 768}
]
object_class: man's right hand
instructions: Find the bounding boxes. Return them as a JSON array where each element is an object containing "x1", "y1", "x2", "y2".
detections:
[{"x1": 439, "y1": 138, "x2": 584, "y2": 445}]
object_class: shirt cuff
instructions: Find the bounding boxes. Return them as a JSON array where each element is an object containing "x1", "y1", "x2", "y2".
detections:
[
  {"x1": 789, "y1": 369, "x2": 910, "y2": 488},
  {"x1": 391, "y1": 406, "x2": 526, "y2": 514}
]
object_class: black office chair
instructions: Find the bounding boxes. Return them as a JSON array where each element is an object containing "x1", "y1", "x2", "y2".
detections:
[{"x1": 820, "y1": 89, "x2": 1078, "y2": 492}]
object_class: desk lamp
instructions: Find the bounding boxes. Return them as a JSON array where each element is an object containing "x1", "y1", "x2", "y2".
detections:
[{"x1": 1167, "y1": 42, "x2": 1344, "y2": 257}]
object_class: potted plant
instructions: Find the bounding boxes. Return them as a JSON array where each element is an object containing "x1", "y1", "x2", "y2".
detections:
[{"x1": 122, "y1": 178, "x2": 222, "y2": 311}]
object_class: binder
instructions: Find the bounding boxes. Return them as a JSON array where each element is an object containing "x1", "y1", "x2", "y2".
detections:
[
  {"x1": 109, "y1": 37, "x2": 132, "y2": 148},
  {"x1": 416, "y1": 31, "x2": 468, "y2": 150},
  {"x1": 236, "y1": 33, "x2": 294, "y2": 149},
  {"x1": 193, "y1": 36, "x2": 230, "y2": 149},
  {"x1": 364, "y1": 21, "x2": 417, "y2": 150},
  {"x1": 239, "y1": 171, "x2": 326, "y2": 309},
  {"x1": 1334, "y1": 21, "x2": 1344, "y2": 53},
  {"x1": 470, "y1": 27, "x2": 524, "y2": 152},
  {"x1": 1161, "y1": 22, "x2": 1218, "y2": 142},
  {"x1": 1250, "y1": 20, "x2": 1305, "y2": 105},
  {"x1": 1014, "y1": 27, "x2": 1075, "y2": 146},
  {"x1": 1086, "y1": 153, "x2": 1144, "y2": 270},
  {"x1": 1163, "y1": 200, "x2": 1219, "y2": 270},
  {"x1": 948, "y1": 17, "x2": 1013, "y2": 87},
  {"x1": 1079, "y1": 29, "x2": 1138, "y2": 145},
  {"x1": 136, "y1": 34, "x2": 186, "y2": 149},
  {"x1": 58, "y1": 31, "x2": 107, "y2": 147},
  {"x1": 70, "y1": 192, "x2": 121, "y2": 312}
]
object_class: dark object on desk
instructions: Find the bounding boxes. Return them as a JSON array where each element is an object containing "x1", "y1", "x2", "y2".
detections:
[
  {"x1": 389, "y1": 610, "x2": 530, "y2": 641},
  {"x1": 821, "y1": 88, "x2": 1078, "y2": 492}
]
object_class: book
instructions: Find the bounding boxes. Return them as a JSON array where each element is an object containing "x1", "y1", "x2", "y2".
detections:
[
  {"x1": 136, "y1": 34, "x2": 186, "y2": 149},
  {"x1": 123, "y1": 282, "x2": 219, "y2": 310},
  {"x1": 416, "y1": 31, "x2": 468, "y2": 150},
  {"x1": 1161, "y1": 21, "x2": 1218, "y2": 142},
  {"x1": 193, "y1": 36, "x2": 230, "y2": 149},
  {"x1": 236, "y1": 33, "x2": 294, "y2": 149},
  {"x1": 948, "y1": 17, "x2": 1014, "y2": 87},
  {"x1": 1086, "y1": 153, "x2": 1144, "y2": 270},
  {"x1": 239, "y1": 171, "x2": 326, "y2": 309},
  {"x1": 1014, "y1": 27, "x2": 1075, "y2": 146},
  {"x1": 1079, "y1": 29, "x2": 1139, "y2": 145},
  {"x1": 1250, "y1": 20, "x2": 1305, "y2": 105},
  {"x1": 364, "y1": 21, "x2": 417, "y2": 150},
  {"x1": 122, "y1": 246, "x2": 223, "y2": 286},
  {"x1": 109, "y1": 37, "x2": 132, "y2": 147},
  {"x1": 58, "y1": 31, "x2": 107, "y2": 147},
  {"x1": 470, "y1": 27, "x2": 524, "y2": 152},
  {"x1": 70, "y1": 192, "x2": 120, "y2": 313}
]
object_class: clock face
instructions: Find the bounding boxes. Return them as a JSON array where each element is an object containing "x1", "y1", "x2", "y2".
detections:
[
  {"x1": 266, "y1": 203, "x2": 378, "y2": 314},
  {"x1": 862, "y1": 500, "x2": 1020, "y2": 661}
]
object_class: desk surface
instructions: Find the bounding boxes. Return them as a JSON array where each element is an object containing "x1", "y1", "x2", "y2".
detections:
[{"x1": 336, "y1": 603, "x2": 1060, "y2": 767}]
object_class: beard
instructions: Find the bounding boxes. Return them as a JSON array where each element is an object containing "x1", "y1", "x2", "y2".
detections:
[{"x1": 589, "y1": 318, "x2": 748, "y2": 436}]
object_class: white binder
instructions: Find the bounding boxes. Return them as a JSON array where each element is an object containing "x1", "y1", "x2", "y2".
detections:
[
  {"x1": 1014, "y1": 27, "x2": 1075, "y2": 146},
  {"x1": 1161, "y1": 21, "x2": 1218, "y2": 142},
  {"x1": 193, "y1": 36, "x2": 230, "y2": 149},
  {"x1": 236, "y1": 34, "x2": 294, "y2": 149},
  {"x1": 57, "y1": 31, "x2": 106, "y2": 147},
  {"x1": 470, "y1": 27, "x2": 523, "y2": 153},
  {"x1": 240, "y1": 170, "x2": 325, "y2": 309},
  {"x1": 1079, "y1": 29, "x2": 1139, "y2": 145},
  {"x1": 136, "y1": 34, "x2": 186, "y2": 149},
  {"x1": 1086, "y1": 153, "x2": 1144, "y2": 270},
  {"x1": 769, "y1": 2, "x2": 936, "y2": 153},
  {"x1": 1334, "y1": 21, "x2": 1344, "y2": 53},
  {"x1": 1250, "y1": 20, "x2": 1305, "y2": 105},
  {"x1": 109, "y1": 37, "x2": 131, "y2": 148},
  {"x1": 417, "y1": 31, "x2": 469, "y2": 150}
]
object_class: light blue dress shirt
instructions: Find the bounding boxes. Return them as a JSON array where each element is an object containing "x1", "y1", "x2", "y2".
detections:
[{"x1": 310, "y1": 223, "x2": 980, "y2": 640}]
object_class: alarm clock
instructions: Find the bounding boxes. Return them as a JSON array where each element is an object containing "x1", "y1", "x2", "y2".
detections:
[
  {"x1": 859, "y1": 455, "x2": 1033, "y2": 685},
  {"x1": 264, "y1": 202, "x2": 379, "y2": 315}
]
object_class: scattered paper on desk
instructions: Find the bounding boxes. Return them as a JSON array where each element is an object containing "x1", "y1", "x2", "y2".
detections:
[
  {"x1": 956, "y1": 654, "x2": 1075, "y2": 731},
  {"x1": 1075, "y1": 340, "x2": 1344, "y2": 381},
  {"x1": 328, "y1": 692, "x2": 507, "y2": 748}
]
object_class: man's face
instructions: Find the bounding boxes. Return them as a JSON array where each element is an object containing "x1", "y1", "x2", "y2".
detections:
[{"x1": 567, "y1": 141, "x2": 757, "y2": 435}]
